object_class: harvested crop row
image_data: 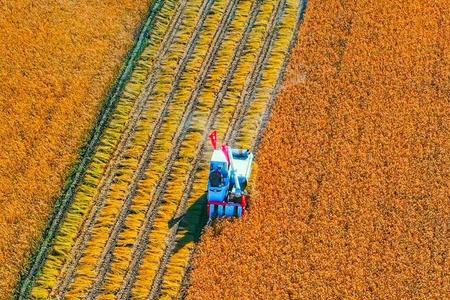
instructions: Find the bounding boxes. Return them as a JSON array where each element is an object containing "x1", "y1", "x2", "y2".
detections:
[
  {"x1": 94, "y1": 0, "x2": 209, "y2": 294},
  {"x1": 84, "y1": 2, "x2": 192, "y2": 296},
  {"x1": 222, "y1": 0, "x2": 280, "y2": 144},
  {"x1": 188, "y1": 0, "x2": 450, "y2": 299},
  {"x1": 156, "y1": 0, "x2": 279, "y2": 292},
  {"x1": 237, "y1": 0, "x2": 300, "y2": 149},
  {"x1": 158, "y1": 1, "x2": 303, "y2": 298},
  {"x1": 237, "y1": 0, "x2": 300, "y2": 150},
  {"x1": 96, "y1": 0, "x2": 235, "y2": 298},
  {"x1": 59, "y1": 2, "x2": 189, "y2": 297},
  {"x1": 60, "y1": 0, "x2": 207, "y2": 297},
  {"x1": 29, "y1": 1, "x2": 175, "y2": 297}
]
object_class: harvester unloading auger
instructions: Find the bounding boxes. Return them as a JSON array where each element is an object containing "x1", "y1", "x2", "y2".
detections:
[{"x1": 207, "y1": 131, "x2": 254, "y2": 220}]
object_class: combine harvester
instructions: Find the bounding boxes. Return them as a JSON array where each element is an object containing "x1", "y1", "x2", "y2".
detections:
[{"x1": 207, "y1": 131, "x2": 254, "y2": 220}]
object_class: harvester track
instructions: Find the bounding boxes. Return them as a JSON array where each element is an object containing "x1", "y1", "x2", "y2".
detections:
[
  {"x1": 82, "y1": 1, "x2": 196, "y2": 296},
  {"x1": 49, "y1": 1, "x2": 191, "y2": 297},
  {"x1": 147, "y1": 0, "x2": 286, "y2": 298},
  {"x1": 115, "y1": 0, "x2": 241, "y2": 297}
]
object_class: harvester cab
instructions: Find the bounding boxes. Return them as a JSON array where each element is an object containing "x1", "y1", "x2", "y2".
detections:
[{"x1": 207, "y1": 131, "x2": 253, "y2": 220}]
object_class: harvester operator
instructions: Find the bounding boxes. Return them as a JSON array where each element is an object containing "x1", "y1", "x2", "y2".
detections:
[{"x1": 209, "y1": 167, "x2": 223, "y2": 187}]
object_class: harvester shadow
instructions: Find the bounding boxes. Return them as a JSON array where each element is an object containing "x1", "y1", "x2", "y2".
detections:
[{"x1": 168, "y1": 193, "x2": 208, "y2": 255}]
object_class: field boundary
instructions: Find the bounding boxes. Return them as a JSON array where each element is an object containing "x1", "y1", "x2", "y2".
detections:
[
  {"x1": 15, "y1": 0, "x2": 163, "y2": 298},
  {"x1": 225, "y1": 0, "x2": 286, "y2": 145}
]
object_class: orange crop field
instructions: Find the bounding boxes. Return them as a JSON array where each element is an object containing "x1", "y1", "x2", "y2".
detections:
[
  {"x1": 8, "y1": 0, "x2": 305, "y2": 298},
  {"x1": 0, "y1": 0, "x2": 149, "y2": 297},
  {"x1": 188, "y1": 0, "x2": 450, "y2": 299},
  {"x1": 4, "y1": 0, "x2": 450, "y2": 298}
]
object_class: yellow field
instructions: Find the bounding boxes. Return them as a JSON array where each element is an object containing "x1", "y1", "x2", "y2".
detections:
[
  {"x1": 188, "y1": 0, "x2": 450, "y2": 298},
  {"x1": 0, "y1": 0, "x2": 150, "y2": 298}
]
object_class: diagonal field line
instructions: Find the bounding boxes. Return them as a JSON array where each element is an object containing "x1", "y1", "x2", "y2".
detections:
[
  {"x1": 253, "y1": 0, "x2": 309, "y2": 152},
  {"x1": 224, "y1": 0, "x2": 286, "y2": 145}
]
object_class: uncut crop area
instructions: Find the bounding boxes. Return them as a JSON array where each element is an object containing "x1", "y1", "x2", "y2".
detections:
[
  {"x1": 20, "y1": 0, "x2": 304, "y2": 299},
  {"x1": 0, "y1": 1, "x2": 151, "y2": 299},
  {"x1": 188, "y1": 0, "x2": 450, "y2": 299}
]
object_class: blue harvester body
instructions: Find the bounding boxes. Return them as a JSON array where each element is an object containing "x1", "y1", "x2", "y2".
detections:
[{"x1": 207, "y1": 131, "x2": 254, "y2": 220}]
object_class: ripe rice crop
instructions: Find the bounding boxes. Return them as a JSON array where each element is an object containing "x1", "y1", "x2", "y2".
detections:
[
  {"x1": 188, "y1": 0, "x2": 450, "y2": 299},
  {"x1": 0, "y1": 1, "x2": 149, "y2": 298}
]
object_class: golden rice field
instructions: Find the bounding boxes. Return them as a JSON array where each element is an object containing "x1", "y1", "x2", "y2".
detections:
[
  {"x1": 188, "y1": 0, "x2": 450, "y2": 298},
  {"x1": 18, "y1": 0, "x2": 305, "y2": 298},
  {"x1": 0, "y1": 0, "x2": 150, "y2": 298}
]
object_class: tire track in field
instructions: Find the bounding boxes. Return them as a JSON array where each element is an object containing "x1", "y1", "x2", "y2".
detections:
[
  {"x1": 116, "y1": 0, "x2": 240, "y2": 297},
  {"x1": 81, "y1": 0, "x2": 216, "y2": 297},
  {"x1": 149, "y1": 1, "x2": 287, "y2": 298},
  {"x1": 253, "y1": 0, "x2": 309, "y2": 152},
  {"x1": 50, "y1": 1, "x2": 190, "y2": 297}
]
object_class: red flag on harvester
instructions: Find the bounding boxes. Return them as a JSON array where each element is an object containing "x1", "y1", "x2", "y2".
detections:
[
  {"x1": 221, "y1": 144, "x2": 231, "y2": 165},
  {"x1": 209, "y1": 130, "x2": 218, "y2": 150},
  {"x1": 241, "y1": 195, "x2": 247, "y2": 211}
]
